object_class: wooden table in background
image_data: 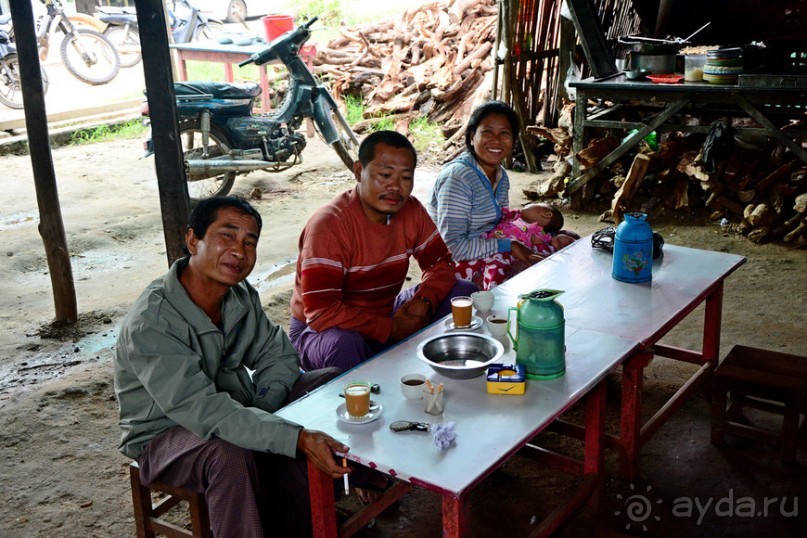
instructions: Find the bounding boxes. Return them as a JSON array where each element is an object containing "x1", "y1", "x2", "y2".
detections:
[
  {"x1": 170, "y1": 42, "x2": 316, "y2": 113},
  {"x1": 567, "y1": 75, "x2": 807, "y2": 194}
]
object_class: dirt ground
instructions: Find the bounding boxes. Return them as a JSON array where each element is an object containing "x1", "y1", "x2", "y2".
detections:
[{"x1": 0, "y1": 128, "x2": 805, "y2": 537}]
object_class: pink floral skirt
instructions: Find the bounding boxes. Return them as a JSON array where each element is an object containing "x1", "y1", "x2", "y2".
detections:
[{"x1": 454, "y1": 253, "x2": 525, "y2": 291}]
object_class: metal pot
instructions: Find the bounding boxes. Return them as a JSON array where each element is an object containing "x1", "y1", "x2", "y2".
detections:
[
  {"x1": 629, "y1": 52, "x2": 677, "y2": 74},
  {"x1": 619, "y1": 36, "x2": 680, "y2": 74}
]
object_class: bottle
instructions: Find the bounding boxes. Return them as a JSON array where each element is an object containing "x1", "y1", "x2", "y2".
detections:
[
  {"x1": 507, "y1": 289, "x2": 566, "y2": 380},
  {"x1": 612, "y1": 212, "x2": 653, "y2": 283}
]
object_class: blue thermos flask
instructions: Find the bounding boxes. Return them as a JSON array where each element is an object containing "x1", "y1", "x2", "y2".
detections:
[{"x1": 612, "y1": 212, "x2": 653, "y2": 283}]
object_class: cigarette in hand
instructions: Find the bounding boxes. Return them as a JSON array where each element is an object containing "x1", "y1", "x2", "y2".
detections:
[{"x1": 342, "y1": 457, "x2": 349, "y2": 494}]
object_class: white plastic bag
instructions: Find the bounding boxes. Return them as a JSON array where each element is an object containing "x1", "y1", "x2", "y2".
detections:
[{"x1": 564, "y1": 52, "x2": 581, "y2": 101}]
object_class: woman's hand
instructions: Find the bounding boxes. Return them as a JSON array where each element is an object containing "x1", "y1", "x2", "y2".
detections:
[{"x1": 510, "y1": 241, "x2": 544, "y2": 264}]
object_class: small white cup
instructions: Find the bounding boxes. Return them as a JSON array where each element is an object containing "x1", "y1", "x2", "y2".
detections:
[
  {"x1": 486, "y1": 314, "x2": 509, "y2": 337},
  {"x1": 471, "y1": 290, "x2": 494, "y2": 312},
  {"x1": 400, "y1": 373, "x2": 426, "y2": 400}
]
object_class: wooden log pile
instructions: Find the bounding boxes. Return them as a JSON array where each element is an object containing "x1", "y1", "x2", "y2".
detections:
[
  {"x1": 573, "y1": 126, "x2": 807, "y2": 247},
  {"x1": 311, "y1": 0, "x2": 497, "y2": 148}
]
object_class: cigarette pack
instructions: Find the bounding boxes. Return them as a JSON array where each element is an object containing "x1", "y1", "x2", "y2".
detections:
[{"x1": 486, "y1": 363, "x2": 526, "y2": 395}]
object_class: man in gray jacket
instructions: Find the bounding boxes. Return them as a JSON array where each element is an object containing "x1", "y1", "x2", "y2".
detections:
[{"x1": 115, "y1": 196, "x2": 349, "y2": 537}]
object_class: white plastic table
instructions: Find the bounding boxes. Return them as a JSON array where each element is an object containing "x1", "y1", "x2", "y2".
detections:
[
  {"x1": 495, "y1": 239, "x2": 745, "y2": 478},
  {"x1": 276, "y1": 238, "x2": 745, "y2": 535}
]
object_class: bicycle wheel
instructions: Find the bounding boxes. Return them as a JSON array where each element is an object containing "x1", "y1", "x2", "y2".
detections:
[
  {"x1": 193, "y1": 21, "x2": 225, "y2": 43},
  {"x1": 104, "y1": 26, "x2": 141, "y2": 68},
  {"x1": 60, "y1": 29, "x2": 120, "y2": 85},
  {"x1": 314, "y1": 100, "x2": 360, "y2": 171},
  {"x1": 0, "y1": 54, "x2": 48, "y2": 109},
  {"x1": 179, "y1": 120, "x2": 237, "y2": 204}
]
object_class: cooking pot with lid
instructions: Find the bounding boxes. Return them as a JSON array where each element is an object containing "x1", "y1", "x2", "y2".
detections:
[{"x1": 619, "y1": 36, "x2": 680, "y2": 74}]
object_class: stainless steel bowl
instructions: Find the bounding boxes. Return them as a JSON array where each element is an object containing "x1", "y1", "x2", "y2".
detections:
[{"x1": 416, "y1": 332, "x2": 505, "y2": 379}]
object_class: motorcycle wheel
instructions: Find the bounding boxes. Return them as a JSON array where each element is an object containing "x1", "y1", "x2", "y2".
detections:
[
  {"x1": 0, "y1": 54, "x2": 48, "y2": 109},
  {"x1": 60, "y1": 29, "x2": 120, "y2": 85},
  {"x1": 179, "y1": 120, "x2": 237, "y2": 204},
  {"x1": 104, "y1": 26, "x2": 141, "y2": 68},
  {"x1": 314, "y1": 102, "x2": 360, "y2": 172}
]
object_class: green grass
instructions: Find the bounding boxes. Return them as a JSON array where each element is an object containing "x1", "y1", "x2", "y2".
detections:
[
  {"x1": 409, "y1": 116, "x2": 444, "y2": 152},
  {"x1": 185, "y1": 62, "x2": 263, "y2": 83},
  {"x1": 344, "y1": 94, "x2": 364, "y2": 125},
  {"x1": 68, "y1": 119, "x2": 148, "y2": 146},
  {"x1": 344, "y1": 95, "x2": 444, "y2": 149}
]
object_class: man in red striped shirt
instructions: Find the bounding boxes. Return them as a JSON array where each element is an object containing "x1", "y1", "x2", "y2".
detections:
[{"x1": 289, "y1": 131, "x2": 477, "y2": 370}]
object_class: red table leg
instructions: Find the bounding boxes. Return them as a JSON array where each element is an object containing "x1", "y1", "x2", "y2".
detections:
[
  {"x1": 618, "y1": 351, "x2": 653, "y2": 479},
  {"x1": 702, "y1": 281, "x2": 724, "y2": 364},
  {"x1": 258, "y1": 67, "x2": 270, "y2": 112},
  {"x1": 442, "y1": 494, "x2": 469, "y2": 538},
  {"x1": 584, "y1": 381, "x2": 606, "y2": 476},
  {"x1": 307, "y1": 459, "x2": 338, "y2": 538},
  {"x1": 175, "y1": 54, "x2": 188, "y2": 81}
]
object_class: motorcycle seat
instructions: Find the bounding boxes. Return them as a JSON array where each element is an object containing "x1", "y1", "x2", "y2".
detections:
[{"x1": 175, "y1": 81, "x2": 262, "y2": 100}]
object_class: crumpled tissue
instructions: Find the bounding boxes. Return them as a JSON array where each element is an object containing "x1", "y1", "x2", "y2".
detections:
[{"x1": 432, "y1": 422, "x2": 457, "y2": 451}]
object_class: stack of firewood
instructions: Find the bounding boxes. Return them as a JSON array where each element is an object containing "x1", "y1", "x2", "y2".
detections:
[
  {"x1": 312, "y1": 0, "x2": 497, "y2": 147},
  {"x1": 564, "y1": 125, "x2": 807, "y2": 246},
  {"x1": 694, "y1": 145, "x2": 807, "y2": 246}
]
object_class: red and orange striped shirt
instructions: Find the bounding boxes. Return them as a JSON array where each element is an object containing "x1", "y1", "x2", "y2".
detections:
[{"x1": 291, "y1": 188, "x2": 456, "y2": 343}]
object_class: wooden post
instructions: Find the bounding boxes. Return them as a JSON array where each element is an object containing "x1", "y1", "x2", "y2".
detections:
[
  {"x1": 136, "y1": 0, "x2": 191, "y2": 266},
  {"x1": 11, "y1": 0, "x2": 77, "y2": 323},
  {"x1": 565, "y1": 0, "x2": 617, "y2": 79}
]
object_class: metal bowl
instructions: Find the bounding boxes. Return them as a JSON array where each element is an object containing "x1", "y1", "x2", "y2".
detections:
[
  {"x1": 624, "y1": 68, "x2": 650, "y2": 80},
  {"x1": 416, "y1": 332, "x2": 505, "y2": 379}
]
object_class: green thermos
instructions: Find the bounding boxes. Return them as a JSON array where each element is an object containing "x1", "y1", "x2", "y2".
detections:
[{"x1": 507, "y1": 289, "x2": 566, "y2": 380}]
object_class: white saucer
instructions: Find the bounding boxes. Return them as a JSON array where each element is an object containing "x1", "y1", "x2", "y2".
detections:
[
  {"x1": 445, "y1": 315, "x2": 483, "y2": 331},
  {"x1": 336, "y1": 401, "x2": 383, "y2": 424}
]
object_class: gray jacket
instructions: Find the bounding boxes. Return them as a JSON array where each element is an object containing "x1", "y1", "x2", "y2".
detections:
[{"x1": 115, "y1": 258, "x2": 303, "y2": 459}]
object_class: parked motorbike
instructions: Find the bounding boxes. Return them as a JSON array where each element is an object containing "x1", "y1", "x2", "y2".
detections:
[
  {"x1": 142, "y1": 17, "x2": 359, "y2": 203},
  {"x1": 0, "y1": 14, "x2": 49, "y2": 109},
  {"x1": 5, "y1": 0, "x2": 120, "y2": 85},
  {"x1": 94, "y1": 5, "x2": 141, "y2": 68},
  {"x1": 93, "y1": 0, "x2": 225, "y2": 69}
]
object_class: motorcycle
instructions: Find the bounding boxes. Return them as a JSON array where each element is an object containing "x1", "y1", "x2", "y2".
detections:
[
  {"x1": 0, "y1": 14, "x2": 49, "y2": 109},
  {"x1": 5, "y1": 0, "x2": 120, "y2": 85},
  {"x1": 94, "y1": 0, "x2": 226, "y2": 69},
  {"x1": 142, "y1": 17, "x2": 360, "y2": 204}
]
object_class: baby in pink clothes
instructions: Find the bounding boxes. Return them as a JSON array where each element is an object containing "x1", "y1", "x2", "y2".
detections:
[
  {"x1": 486, "y1": 203, "x2": 566, "y2": 255},
  {"x1": 460, "y1": 203, "x2": 575, "y2": 290}
]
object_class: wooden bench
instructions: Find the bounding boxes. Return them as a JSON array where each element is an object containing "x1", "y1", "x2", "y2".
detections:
[
  {"x1": 711, "y1": 345, "x2": 807, "y2": 464},
  {"x1": 129, "y1": 462, "x2": 211, "y2": 538}
]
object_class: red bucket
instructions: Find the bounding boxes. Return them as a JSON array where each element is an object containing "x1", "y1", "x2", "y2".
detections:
[{"x1": 262, "y1": 15, "x2": 294, "y2": 42}]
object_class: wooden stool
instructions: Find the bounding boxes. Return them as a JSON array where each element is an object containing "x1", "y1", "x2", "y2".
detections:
[
  {"x1": 129, "y1": 462, "x2": 212, "y2": 538},
  {"x1": 711, "y1": 345, "x2": 807, "y2": 464}
]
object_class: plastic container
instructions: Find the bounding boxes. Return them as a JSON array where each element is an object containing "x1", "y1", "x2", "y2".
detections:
[
  {"x1": 685, "y1": 55, "x2": 707, "y2": 82},
  {"x1": 261, "y1": 14, "x2": 294, "y2": 42}
]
